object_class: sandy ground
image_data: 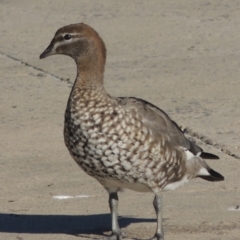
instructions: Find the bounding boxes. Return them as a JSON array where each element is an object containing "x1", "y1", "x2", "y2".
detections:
[{"x1": 0, "y1": 1, "x2": 240, "y2": 239}]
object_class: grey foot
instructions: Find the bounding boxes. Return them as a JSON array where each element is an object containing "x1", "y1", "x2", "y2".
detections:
[
  {"x1": 149, "y1": 233, "x2": 164, "y2": 240},
  {"x1": 101, "y1": 231, "x2": 126, "y2": 240}
]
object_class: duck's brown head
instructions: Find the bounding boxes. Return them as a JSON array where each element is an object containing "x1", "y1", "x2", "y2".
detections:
[{"x1": 40, "y1": 23, "x2": 106, "y2": 69}]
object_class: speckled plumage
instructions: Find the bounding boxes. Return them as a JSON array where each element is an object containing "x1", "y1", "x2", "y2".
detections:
[
  {"x1": 40, "y1": 23, "x2": 224, "y2": 240},
  {"x1": 64, "y1": 88, "x2": 188, "y2": 193}
]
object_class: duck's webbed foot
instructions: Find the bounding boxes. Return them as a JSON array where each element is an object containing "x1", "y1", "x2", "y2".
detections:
[{"x1": 101, "y1": 230, "x2": 126, "y2": 240}]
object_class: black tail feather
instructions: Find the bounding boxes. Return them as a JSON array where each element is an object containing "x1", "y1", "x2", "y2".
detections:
[
  {"x1": 199, "y1": 168, "x2": 224, "y2": 182},
  {"x1": 200, "y1": 152, "x2": 220, "y2": 160}
]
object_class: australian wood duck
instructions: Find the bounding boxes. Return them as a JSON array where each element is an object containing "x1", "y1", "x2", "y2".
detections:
[{"x1": 40, "y1": 23, "x2": 224, "y2": 240}]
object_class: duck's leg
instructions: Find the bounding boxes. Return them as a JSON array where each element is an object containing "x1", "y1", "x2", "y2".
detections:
[
  {"x1": 103, "y1": 192, "x2": 126, "y2": 240},
  {"x1": 150, "y1": 194, "x2": 164, "y2": 240}
]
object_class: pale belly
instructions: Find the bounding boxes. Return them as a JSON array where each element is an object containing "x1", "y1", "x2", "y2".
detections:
[{"x1": 99, "y1": 178, "x2": 152, "y2": 192}]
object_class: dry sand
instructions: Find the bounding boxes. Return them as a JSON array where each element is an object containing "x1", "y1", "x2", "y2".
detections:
[{"x1": 0, "y1": 1, "x2": 240, "y2": 239}]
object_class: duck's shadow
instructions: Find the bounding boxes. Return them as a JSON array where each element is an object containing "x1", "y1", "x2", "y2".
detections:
[{"x1": 0, "y1": 213, "x2": 155, "y2": 238}]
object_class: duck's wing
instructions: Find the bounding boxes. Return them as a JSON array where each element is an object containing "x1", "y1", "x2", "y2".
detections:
[{"x1": 116, "y1": 97, "x2": 219, "y2": 160}]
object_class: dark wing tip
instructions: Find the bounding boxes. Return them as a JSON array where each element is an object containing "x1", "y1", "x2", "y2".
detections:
[
  {"x1": 200, "y1": 152, "x2": 220, "y2": 160},
  {"x1": 199, "y1": 168, "x2": 224, "y2": 182},
  {"x1": 209, "y1": 168, "x2": 224, "y2": 181}
]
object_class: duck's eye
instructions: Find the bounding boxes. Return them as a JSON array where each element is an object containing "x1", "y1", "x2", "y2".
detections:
[{"x1": 64, "y1": 34, "x2": 72, "y2": 40}]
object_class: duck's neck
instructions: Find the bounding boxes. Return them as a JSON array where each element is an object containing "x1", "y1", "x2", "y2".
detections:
[{"x1": 73, "y1": 53, "x2": 105, "y2": 91}]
